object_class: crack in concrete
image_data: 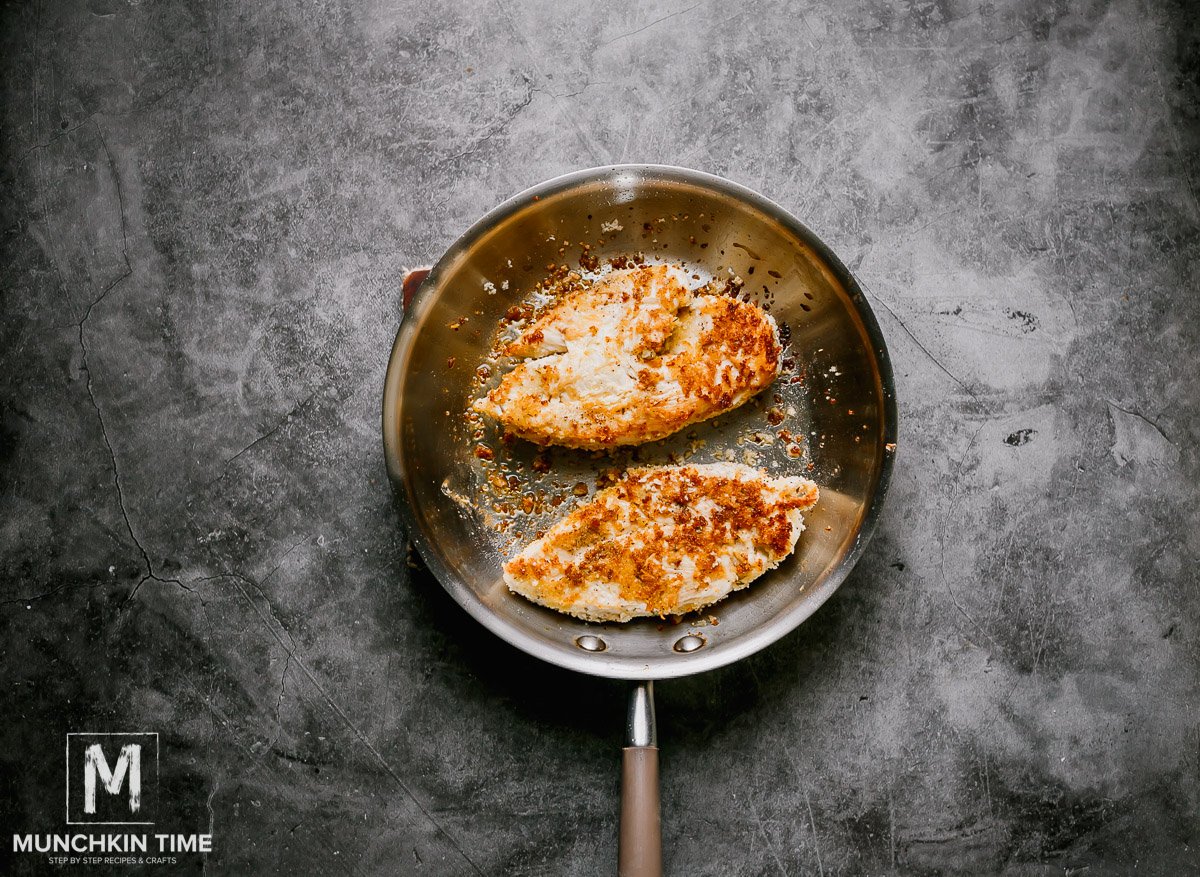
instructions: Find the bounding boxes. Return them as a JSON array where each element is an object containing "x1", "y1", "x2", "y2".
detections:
[
  {"x1": 862, "y1": 284, "x2": 1008, "y2": 649},
  {"x1": 209, "y1": 392, "x2": 319, "y2": 486},
  {"x1": 597, "y1": 2, "x2": 704, "y2": 48},
  {"x1": 203, "y1": 776, "x2": 219, "y2": 876},
  {"x1": 1106, "y1": 399, "x2": 1173, "y2": 446},
  {"x1": 257, "y1": 651, "x2": 294, "y2": 763},
  {"x1": 437, "y1": 77, "x2": 535, "y2": 170},
  {"x1": 491, "y1": 0, "x2": 607, "y2": 164},
  {"x1": 273, "y1": 653, "x2": 292, "y2": 730},
  {"x1": 216, "y1": 571, "x2": 485, "y2": 877},
  {"x1": 80, "y1": 121, "x2": 133, "y2": 323},
  {"x1": 27, "y1": 54, "x2": 79, "y2": 319},
  {"x1": 71, "y1": 121, "x2": 193, "y2": 607},
  {"x1": 121, "y1": 572, "x2": 195, "y2": 609},
  {"x1": 870, "y1": 288, "x2": 978, "y2": 400},
  {"x1": 0, "y1": 582, "x2": 72, "y2": 606},
  {"x1": 534, "y1": 80, "x2": 608, "y2": 100},
  {"x1": 262, "y1": 536, "x2": 311, "y2": 585},
  {"x1": 77, "y1": 306, "x2": 141, "y2": 575},
  {"x1": 16, "y1": 112, "x2": 100, "y2": 168},
  {"x1": 228, "y1": 572, "x2": 300, "y2": 651}
]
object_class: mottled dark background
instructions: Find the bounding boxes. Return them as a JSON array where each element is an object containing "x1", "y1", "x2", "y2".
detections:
[{"x1": 1, "y1": 0, "x2": 1197, "y2": 873}]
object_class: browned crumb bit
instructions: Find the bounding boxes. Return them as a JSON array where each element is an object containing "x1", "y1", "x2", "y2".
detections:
[
  {"x1": 572, "y1": 482, "x2": 588, "y2": 496},
  {"x1": 474, "y1": 444, "x2": 495, "y2": 461},
  {"x1": 489, "y1": 472, "x2": 508, "y2": 491},
  {"x1": 447, "y1": 356, "x2": 456, "y2": 368},
  {"x1": 766, "y1": 407, "x2": 786, "y2": 426},
  {"x1": 532, "y1": 453, "x2": 551, "y2": 474}
]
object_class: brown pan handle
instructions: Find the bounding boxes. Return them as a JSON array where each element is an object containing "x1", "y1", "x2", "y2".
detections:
[
  {"x1": 619, "y1": 682, "x2": 661, "y2": 877},
  {"x1": 401, "y1": 267, "x2": 432, "y2": 313}
]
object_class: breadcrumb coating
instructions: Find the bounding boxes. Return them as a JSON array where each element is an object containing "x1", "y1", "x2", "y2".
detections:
[
  {"x1": 504, "y1": 462, "x2": 819, "y2": 622},
  {"x1": 472, "y1": 265, "x2": 781, "y2": 449}
]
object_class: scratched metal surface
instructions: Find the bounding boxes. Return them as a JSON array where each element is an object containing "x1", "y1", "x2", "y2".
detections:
[{"x1": 1, "y1": 0, "x2": 1197, "y2": 874}]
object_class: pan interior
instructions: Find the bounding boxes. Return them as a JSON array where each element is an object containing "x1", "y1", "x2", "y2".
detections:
[{"x1": 383, "y1": 166, "x2": 895, "y2": 679}]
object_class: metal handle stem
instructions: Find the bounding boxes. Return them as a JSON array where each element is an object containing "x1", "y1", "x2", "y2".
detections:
[
  {"x1": 619, "y1": 682, "x2": 661, "y2": 877},
  {"x1": 626, "y1": 681, "x2": 657, "y2": 747}
]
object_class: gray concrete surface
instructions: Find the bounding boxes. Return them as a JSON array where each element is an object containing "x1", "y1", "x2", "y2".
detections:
[{"x1": 2, "y1": 0, "x2": 1197, "y2": 873}]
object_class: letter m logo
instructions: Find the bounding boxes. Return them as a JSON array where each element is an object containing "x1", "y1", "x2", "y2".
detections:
[
  {"x1": 85, "y1": 743, "x2": 140, "y2": 814},
  {"x1": 66, "y1": 733, "x2": 158, "y2": 824}
]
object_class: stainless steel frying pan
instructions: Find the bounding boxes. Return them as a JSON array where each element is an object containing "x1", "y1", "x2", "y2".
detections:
[{"x1": 382, "y1": 165, "x2": 896, "y2": 875}]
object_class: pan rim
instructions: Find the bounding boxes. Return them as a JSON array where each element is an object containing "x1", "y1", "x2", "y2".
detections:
[{"x1": 382, "y1": 163, "x2": 898, "y2": 680}]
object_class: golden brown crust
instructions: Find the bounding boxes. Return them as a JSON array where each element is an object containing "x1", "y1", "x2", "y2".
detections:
[
  {"x1": 503, "y1": 463, "x2": 819, "y2": 621},
  {"x1": 473, "y1": 265, "x2": 782, "y2": 449},
  {"x1": 504, "y1": 264, "x2": 688, "y2": 359}
]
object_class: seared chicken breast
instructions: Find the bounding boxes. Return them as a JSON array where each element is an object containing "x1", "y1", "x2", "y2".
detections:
[
  {"x1": 504, "y1": 462, "x2": 820, "y2": 622},
  {"x1": 473, "y1": 265, "x2": 781, "y2": 449}
]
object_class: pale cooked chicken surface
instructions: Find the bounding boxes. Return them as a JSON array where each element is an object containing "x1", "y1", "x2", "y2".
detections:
[
  {"x1": 504, "y1": 462, "x2": 820, "y2": 622},
  {"x1": 472, "y1": 265, "x2": 781, "y2": 449}
]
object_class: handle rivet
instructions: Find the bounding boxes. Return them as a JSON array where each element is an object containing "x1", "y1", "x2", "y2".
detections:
[
  {"x1": 575, "y1": 634, "x2": 607, "y2": 652},
  {"x1": 673, "y1": 634, "x2": 705, "y2": 653}
]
